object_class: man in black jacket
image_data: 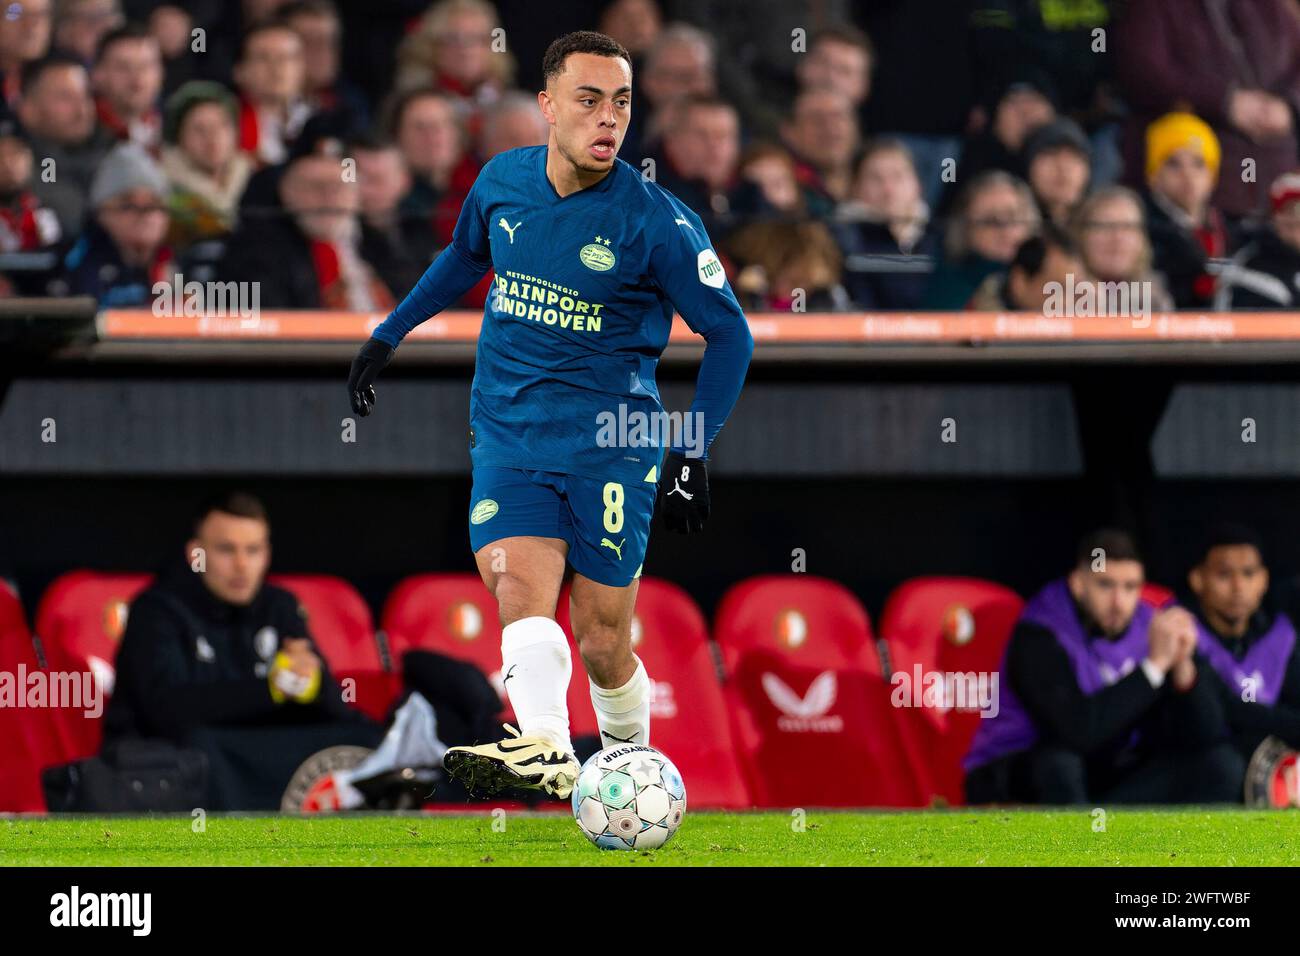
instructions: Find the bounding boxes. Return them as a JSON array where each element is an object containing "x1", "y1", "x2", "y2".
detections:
[
  {"x1": 964, "y1": 529, "x2": 1242, "y2": 805},
  {"x1": 1180, "y1": 523, "x2": 1300, "y2": 762},
  {"x1": 104, "y1": 492, "x2": 381, "y2": 810},
  {"x1": 222, "y1": 135, "x2": 394, "y2": 310}
]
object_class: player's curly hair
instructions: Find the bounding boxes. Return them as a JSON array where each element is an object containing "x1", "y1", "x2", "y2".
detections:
[{"x1": 542, "y1": 31, "x2": 632, "y2": 85}]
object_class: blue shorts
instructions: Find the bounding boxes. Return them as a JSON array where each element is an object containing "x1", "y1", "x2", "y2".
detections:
[{"x1": 468, "y1": 466, "x2": 658, "y2": 587}]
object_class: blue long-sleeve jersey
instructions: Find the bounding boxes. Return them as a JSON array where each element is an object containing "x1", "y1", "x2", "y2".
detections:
[{"x1": 372, "y1": 145, "x2": 753, "y2": 484}]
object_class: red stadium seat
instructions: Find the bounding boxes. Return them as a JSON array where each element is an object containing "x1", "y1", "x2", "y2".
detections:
[
  {"x1": 713, "y1": 575, "x2": 882, "y2": 676},
  {"x1": 877, "y1": 576, "x2": 1025, "y2": 805},
  {"x1": 380, "y1": 572, "x2": 510, "y2": 719},
  {"x1": 267, "y1": 573, "x2": 395, "y2": 721},
  {"x1": 0, "y1": 580, "x2": 47, "y2": 811},
  {"x1": 713, "y1": 575, "x2": 926, "y2": 807},
  {"x1": 1141, "y1": 582, "x2": 1175, "y2": 608},
  {"x1": 32, "y1": 570, "x2": 153, "y2": 766},
  {"x1": 556, "y1": 576, "x2": 751, "y2": 809}
]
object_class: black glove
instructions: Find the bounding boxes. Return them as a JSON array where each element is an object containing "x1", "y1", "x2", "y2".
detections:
[
  {"x1": 347, "y1": 337, "x2": 394, "y2": 416},
  {"x1": 658, "y1": 450, "x2": 709, "y2": 533}
]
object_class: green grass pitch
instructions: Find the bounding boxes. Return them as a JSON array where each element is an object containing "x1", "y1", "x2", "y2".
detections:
[{"x1": 0, "y1": 809, "x2": 1296, "y2": 866}]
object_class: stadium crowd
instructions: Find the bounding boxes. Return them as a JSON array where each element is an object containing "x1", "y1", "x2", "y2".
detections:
[{"x1": 7, "y1": 0, "x2": 1300, "y2": 313}]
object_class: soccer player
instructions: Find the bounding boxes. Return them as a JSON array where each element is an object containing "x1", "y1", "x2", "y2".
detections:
[
  {"x1": 1181, "y1": 523, "x2": 1300, "y2": 759},
  {"x1": 346, "y1": 32, "x2": 753, "y2": 798},
  {"x1": 963, "y1": 529, "x2": 1242, "y2": 804}
]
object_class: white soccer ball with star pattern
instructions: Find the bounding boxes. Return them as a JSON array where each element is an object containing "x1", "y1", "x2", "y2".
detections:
[{"x1": 572, "y1": 744, "x2": 686, "y2": 850}]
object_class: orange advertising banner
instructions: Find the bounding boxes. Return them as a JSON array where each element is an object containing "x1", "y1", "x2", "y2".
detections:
[{"x1": 98, "y1": 310, "x2": 1300, "y2": 344}]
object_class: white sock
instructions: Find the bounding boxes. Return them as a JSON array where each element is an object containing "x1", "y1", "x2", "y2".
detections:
[
  {"x1": 501, "y1": 616, "x2": 574, "y2": 754},
  {"x1": 590, "y1": 655, "x2": 651, "y2": 747}
]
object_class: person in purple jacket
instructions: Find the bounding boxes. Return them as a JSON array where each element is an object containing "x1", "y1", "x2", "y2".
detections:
[
  {"x1": 964, "y1": 528, "x2": 1242, "y2": 805},
  {"x1": 1182, "y1": 523, "x2": 1300, "y2": 763}
]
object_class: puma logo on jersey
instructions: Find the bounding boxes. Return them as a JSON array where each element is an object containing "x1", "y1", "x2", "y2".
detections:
[
  {"x1": 600, "y1": 537, "x2": 625, "y2": 559},
  {"x1": 497, "y1": 217, "x2": 522, "y2": 243},
  {"x1": 674, "y1": 217, "x2": 694, "y2": 229},
  {"x1": 667, "y1": 479, "x2": 693, "y2": 500}
]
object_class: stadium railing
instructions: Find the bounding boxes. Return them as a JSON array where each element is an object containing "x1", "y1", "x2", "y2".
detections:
[{"x1": 66, "y1": 307, "x2": 1300, "y2": 367}]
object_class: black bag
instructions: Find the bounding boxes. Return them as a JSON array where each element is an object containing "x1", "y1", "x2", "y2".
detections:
[{"x1": 42, "y1": 738, "x2": 209, "y2": 812}]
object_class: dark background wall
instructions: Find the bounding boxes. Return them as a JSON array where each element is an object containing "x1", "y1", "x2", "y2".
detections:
[
  {"x1": 5, "y1": 474, "x2": 1300, "y2": 629},
  {"x1": 4, "y1": 359, "x2": 1300, "y2": 626}
]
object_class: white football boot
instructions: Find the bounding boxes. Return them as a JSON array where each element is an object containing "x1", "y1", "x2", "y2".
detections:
[{"x1": 443, "y1": 725, "x2": 580, "y2": 799}]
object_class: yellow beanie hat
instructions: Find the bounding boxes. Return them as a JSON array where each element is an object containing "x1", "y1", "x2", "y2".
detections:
[{"x1": 1145, "y1": 111, "x2": 1221, "y2": 182}]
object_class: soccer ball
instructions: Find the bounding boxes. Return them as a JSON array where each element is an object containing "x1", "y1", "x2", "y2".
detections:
[{"x1": 571, "y1": 744, "x2": 687, "y2": 850}]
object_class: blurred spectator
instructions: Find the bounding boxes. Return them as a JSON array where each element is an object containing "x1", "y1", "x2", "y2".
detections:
[
  {"x1": 103, "y1": 491, "x2": 381, "y2": 811},
  {"x1": 737, "y1": 141, "x2": 805, "y2": 218},
  {"x1": 61, "y1": 141, "x2": 172, "y2": 306},
  {"x1": 1023, "y1": 118, "x2": 1091, "y2": 229},
  {"x1": 632, "y1": 22, "x2": 717, "y2": 156},
  {"x1": 782, "y1": 88, "x2": 860, "y2": 214},
  {"x1": 970, "y1": 0, "x2": 1120, "y2": 183},
  {"x1": 336, "y1": 0, "x2": 470, "y2": 107},
  {"x1": 655, "y1": 95, "x2": 745, "y2": 237},
  {"x1": 386, "y1": 87, "x2": 477, "y2": 248},
  {"x1": 924, "y1": 170, "x2": 1040, "y2": 309},
  {"x1": 53, "y1": 0, "x2": 121, "y2": 66},
  {"x1": 18, "y1": 53, "x2": 113, "y2": 234},
  {"x1": 1071, "y1": 185, "x2": 1175, "y2": 312},
  {"x1": 222, "y1": 142, "x2": 395, "y2": 310},
  {"x1": 0, "y1": 119, "x2": 61, "y2": 251},
  {"x1": 1115, "y1": 0, "x2": 1300, "y2": 220},
  {"x1": 394, "y1": 0, "x2": 515, "y2": 135},
  {"x1": 282, "y1": 0, "x2": 371, "y2": 133},
  {"x1": 1217, "y1": 172, "x2": 1300, "y2": 309},
  {"x1": 478, "y1": 90, "x2": 548, "y2": 160},
  {"x1": 145, "y1": 4, "x2": 196, "y2": 96},
  {"x1": 580, "y1": 1, "x2": 658, "y2": 162},
  {"x1": 235, "y1": 107, "x2": 354, "y2": 218},
  {"x1": 952, "y1": 80, "x2": 1057, "y2": 196},
  {"x1": 671, "y1": 0, "x2": 852, "y2": 145},
  {"x1": 857, "y1": 1, "x2": 975, "y2": 212},
  {"x1": 242, "y1": 0, "x2": 294, "y2": 25},
  {"x1": 352, "y1": 135, "x2": 432, "y2": 298},
  {"x1": 160, "y1": 81, "x2": 253, "y2": 249},
  {"x1": 233, "y1": 21, "x2": 312, "y2": 166},
  {"x1": 0, "y1": 0, "x2": 53, "y2": 111},
  {"x1": 794, "y1": 25, "x2": 872, "y2": 109},
  {"x1": 1142, "y1": 112, "x2": 1230, "y2": 310},
  {"x1": 727, "y1": 219, "x2": 851, "y2": 312},
  {"x1": 92, "y1": 24, "x2": 163, "y2": 150},
  {"x1": 598, "y1": 0, "x2": 662, "y2": 62},
  {"x1": 834, "y1": 138, "x2": 939, "y2": 310},
  {"x1": 969, "y1": 224, "x2": 1083, "y2": 311}
]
